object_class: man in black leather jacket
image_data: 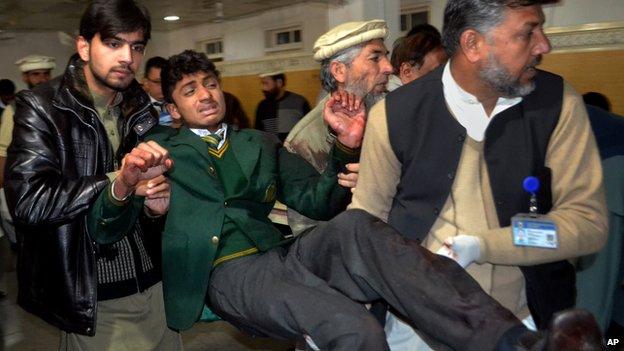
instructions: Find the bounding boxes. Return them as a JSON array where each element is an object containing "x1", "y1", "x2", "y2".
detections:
[{"x1": 4, "y1": 1, "x2": 181, "y2": 349}]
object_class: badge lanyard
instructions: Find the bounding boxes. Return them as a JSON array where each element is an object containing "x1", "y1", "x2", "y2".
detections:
[{"x1": 511, "y1": 176, "x2": 559, "y2": 249}]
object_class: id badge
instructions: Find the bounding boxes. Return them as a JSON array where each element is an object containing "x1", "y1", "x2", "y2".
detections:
[{"x1": 511, "y1": 214, "x2": 558, "y2": 249}]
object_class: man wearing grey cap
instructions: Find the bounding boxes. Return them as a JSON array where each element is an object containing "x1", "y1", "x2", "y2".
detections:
[
  {"x1": 286, "y1": 19, "x2": 391, "y2": 172},
  {"x1": 285, "y1": 19, "x2": 393, "y2": 235}
]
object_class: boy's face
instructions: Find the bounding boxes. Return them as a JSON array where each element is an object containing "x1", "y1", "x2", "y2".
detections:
[{"x1": 167, "y1": 71, "x2": 225, "y2": 131}]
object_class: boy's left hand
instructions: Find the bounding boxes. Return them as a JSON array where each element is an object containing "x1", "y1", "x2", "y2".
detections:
[{"x1": 323, "y1": 91, "x2": 366, "y2": 149}]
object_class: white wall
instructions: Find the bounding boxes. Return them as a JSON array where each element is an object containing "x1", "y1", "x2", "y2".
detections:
[
  {"x1": 543, "y1": 0, "x2": 624, "y2": 28},
  {"x1": 1, "y1": 0, "x2": 623, "y2": 83},
  {"x1": 162, "y1": 2, "x2": 329, "y2": 63},
  {"x1": 417, "y1": 0, "x2": 624, "y2": 31},
  {"x1": 0, "y1": 31, "x2": 76, "y2": 91},
  {"x1": 327, "y1": 0, "x2": 401, "y2": 52}
]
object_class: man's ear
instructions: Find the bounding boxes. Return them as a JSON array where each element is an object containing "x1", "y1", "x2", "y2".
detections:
[
  {"x1": 458, "y1": 29, "x2": 485, "y2": 63},
  {"x1": 166, "y1": 103, "x2": 182, "y2": 122},
  {"x1": 329, "y1": 61, "x2": 347, "y2": 84},
  {"x1": 76, "y1": 36, "x2": 90, "y2": 62}
]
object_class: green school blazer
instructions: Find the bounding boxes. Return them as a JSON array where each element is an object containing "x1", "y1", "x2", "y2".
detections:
[{"x1": 89, "y1": 125, "x2": 357, "y2": 330}]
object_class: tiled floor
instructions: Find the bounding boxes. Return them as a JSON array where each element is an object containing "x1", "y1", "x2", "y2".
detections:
[{"x1": 0, "y1": 242, "x2": 292, "y2": 351}]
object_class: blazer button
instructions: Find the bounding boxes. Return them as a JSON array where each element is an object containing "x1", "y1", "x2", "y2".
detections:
[
  {"x1": 211, "y1": 236, "x2": 219, "y2": 245},
  {"x1": 447, "y1": 173, "x2": 455, "y2": 180},
  {"x1": 208, "y1": 166, "x2": 216, "y2": 176},
  {"x1": 457, "y1": 134, "x2": 465, "y2": 142},
  {"x1": 223, "y1": 201, "x2": 228, "y2": 207},
  {"x1": 434, "y1": 208, "x2": 440, "y2": 215}
]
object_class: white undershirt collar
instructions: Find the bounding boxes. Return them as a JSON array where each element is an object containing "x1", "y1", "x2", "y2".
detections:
[
  {"x1": 190, "y1": 123, "x2": 228, "y2": 149},
  {"x1": 442, "y1": 61, "x2": 522, "y2": 141}
]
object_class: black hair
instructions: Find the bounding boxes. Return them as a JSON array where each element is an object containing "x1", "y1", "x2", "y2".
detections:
[
  {"x1": 79, "y1": 0, "x2": 151, "y2": 42},
  {"x1": 144, "y1": 56, "x2": 167, "y2": 77},
  {"x1": 391, "y1": 25, "x2": 442, "y2": 73},
  {"x1": 442, "y1": 0, "x2": 558, "y2": 57},
  {"x1": 407, "y1": 23, "x2": 442, "y2": 38},
  {"x1": 161, "y1": 50, "x2": 220, "y2": 103},
  {"x1": 0, "y1": 79, "x2": 16, "y2": 95},
  {"x1": 583, "y1": 92, "x2": 612, "y2": 112}
]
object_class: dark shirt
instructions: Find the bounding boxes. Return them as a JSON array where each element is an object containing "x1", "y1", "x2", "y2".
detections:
[{"x1": 255, "y1": 91, "x2": 310, "y2": 142}]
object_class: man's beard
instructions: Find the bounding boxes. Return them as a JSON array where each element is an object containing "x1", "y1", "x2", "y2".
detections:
[
  {"x1": 478, "y1": 54, "x2": 541, "y2": 98},
  {"x1": 262, "y1": 88, "x2": 279, "y2": 99},
  {"x1": 90, "y1": 62, "x2": 134, "y2": 92},
  {"x1": 344, "y1": 74, "x2": 386, "y2": 110}
]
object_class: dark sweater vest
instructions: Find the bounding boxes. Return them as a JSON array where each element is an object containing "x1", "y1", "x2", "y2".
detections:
[{"x1": 385, "y1": 65, "x2": 574, "y2": 329}]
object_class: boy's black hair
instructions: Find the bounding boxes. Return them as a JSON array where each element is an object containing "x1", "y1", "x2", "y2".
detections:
[
  {"x1": 79, "y1": 0, "x2": 151, "y2": 42},
  {"x1": 161, "y1": 50, "x2": 220, "y2": 104}
]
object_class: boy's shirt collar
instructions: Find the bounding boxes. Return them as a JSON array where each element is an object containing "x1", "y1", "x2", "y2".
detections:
[{"x1": 190, "y1": 123, "x2": 228, "y2": 150}]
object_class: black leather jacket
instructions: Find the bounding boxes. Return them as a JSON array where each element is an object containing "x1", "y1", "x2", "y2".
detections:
[{"x1": 4, "y1": 54, "x2": 159, "y2": 335}]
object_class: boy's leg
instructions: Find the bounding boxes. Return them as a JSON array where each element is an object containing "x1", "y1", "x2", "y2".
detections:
[
  {"x1": 289, "y1": 209, "x2": 520, "y2": 351},
  {"x1": 208, "y1": 249, "x2": 388, "y2": 351}
]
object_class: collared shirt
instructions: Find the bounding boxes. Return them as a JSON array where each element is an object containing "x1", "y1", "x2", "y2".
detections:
[
  {"x1": 150, "y1": 95, "x2": 173, "y2": 126},
  {"x1": 190, "y1": 123, "x2": 228, "y2": 150},
  {"x1": 442, "y1": 62, "x2": 522, "y2": 142},
  {"x1": 93, "y1": 92, "x2": 123, "y2": 152}
]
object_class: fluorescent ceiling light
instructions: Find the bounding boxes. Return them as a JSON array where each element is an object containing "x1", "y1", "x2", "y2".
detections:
[{"x1": 164, "y1": 15, "x2": 180, "y2": 21}]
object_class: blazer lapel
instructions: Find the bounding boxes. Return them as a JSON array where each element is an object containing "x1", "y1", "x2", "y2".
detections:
[
  {"x1": 168, "y1": 126, "x2": 214, "y2": 164},
  {"x1": 229, "y1": 130, "x2": 260, "y2": 182}
]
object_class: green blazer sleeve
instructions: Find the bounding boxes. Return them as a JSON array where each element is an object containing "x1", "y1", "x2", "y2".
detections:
[
  {"x1": 278, "y1": 140, "x2": 359, "y2": 221},
  {"x1": 87, "y1": 183, "x2": 144, "y2": 244}
]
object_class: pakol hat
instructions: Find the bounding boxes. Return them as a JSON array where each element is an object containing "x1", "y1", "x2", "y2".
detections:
[
  {"x1": 259, "y1": 71, "x2": 284, "y2": 78},
  {"x1": 15, "y1": 55, "x2": 56, "y2": 73},
  {"x1": 313, "y1": 19, "x2": 388, "y2": 61}
]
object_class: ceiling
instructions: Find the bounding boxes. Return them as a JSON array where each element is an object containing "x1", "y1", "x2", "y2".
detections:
[{"x1": 0, "y1": 0, "x2": 339, "y2": 32}]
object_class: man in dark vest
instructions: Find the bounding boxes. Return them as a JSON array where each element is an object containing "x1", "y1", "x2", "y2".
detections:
[{"x1": 351, "y1": 0, "x2": 608, "y2": 347}]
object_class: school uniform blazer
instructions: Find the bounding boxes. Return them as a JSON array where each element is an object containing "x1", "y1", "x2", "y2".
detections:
[{"x1": 88, "y1": 125, "x2": 357, "y2": 330}]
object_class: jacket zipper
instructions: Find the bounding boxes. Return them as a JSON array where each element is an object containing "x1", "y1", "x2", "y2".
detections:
[{"x1": 56, "y1": 92, "x2": 153, "y2": 295}]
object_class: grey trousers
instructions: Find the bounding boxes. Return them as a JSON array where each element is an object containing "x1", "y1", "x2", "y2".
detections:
[{"x1": 208, "y1": 209, "x2": 520, "y2": 351}]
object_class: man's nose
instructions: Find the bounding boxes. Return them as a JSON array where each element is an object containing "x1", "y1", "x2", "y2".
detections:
[
  {"x1": 119, "y1": 44, "x2": 134, "y2": 64},
  {"x1": 380, "y1": 56, "x2": 393, "y2": 75},
  {"x1": 533, "y1": 30, "x2": 551, "y2": 56}
]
